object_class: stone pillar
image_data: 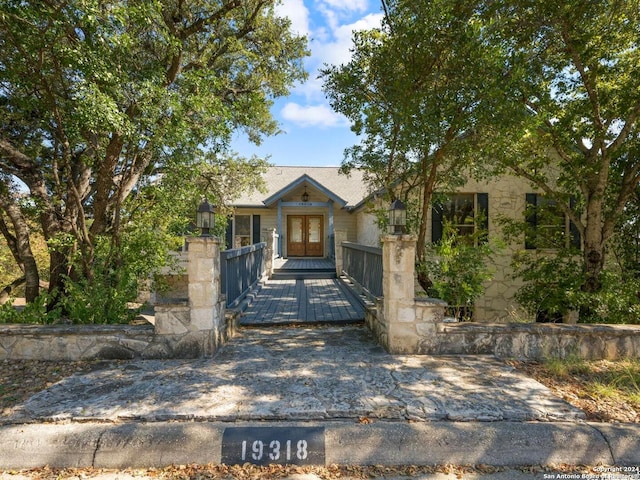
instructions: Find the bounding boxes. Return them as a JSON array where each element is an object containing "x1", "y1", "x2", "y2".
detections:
[
  {"x1": 382, "y1": 234, "x2": 416, "y2": 323},
  {"x1": 334, "y1": 229, "x2": 348, "y2": 276},
  {"x1": 380, "y1": 234, "x2": 446, "y2": 354},
  {"x1": 152, "y1": 236, "x2": 227, "y2": 358},
  {"x1": 263, "y1": 228, "x2": 277, "y2": 277},
  {"x1": 187, "y1": 236, "x2": 221, "y2": 331}
]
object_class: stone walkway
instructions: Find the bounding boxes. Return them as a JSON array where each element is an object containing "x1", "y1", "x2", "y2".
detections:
[
  {"x1": 240, "y1": 279, "x2": 364, "y2": 325},
  {"x1": 16, "y1": 325, "x2": 584, "y2": 424}
]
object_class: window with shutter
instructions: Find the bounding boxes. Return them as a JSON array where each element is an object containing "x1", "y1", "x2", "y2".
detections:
[{"x1": 432, "y1": 193, "x2": 489, "y2": 245}]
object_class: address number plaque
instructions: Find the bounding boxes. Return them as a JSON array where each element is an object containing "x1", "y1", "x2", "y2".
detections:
[{"x1": 221, "y1": 426, "x2": 325, "y2": 466}]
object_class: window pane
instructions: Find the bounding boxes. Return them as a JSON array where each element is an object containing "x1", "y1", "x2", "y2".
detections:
[
  {"x1": 290, "y1": 217, "x2": 303, "y2": 242},
  {"x1": 444, "y1": 194, "x2": 475, "y2": 234},
  {"x1": 533, "y1": 195, "x2": 567, "y2": 248},
  {"x1": 235, "y1": 215, "x2": 251, "y2": 235}
]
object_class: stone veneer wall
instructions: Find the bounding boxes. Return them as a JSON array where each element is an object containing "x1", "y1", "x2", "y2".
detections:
[
  {"x1": 366, "y1": 302, "x2": 640, "y2": 361},
  {"x1": 0, "y1": 235, "x2": 245, "y2": 361},
  {"x1": 419, "y1": 322, "x2": 640, "y2": 360},
  {"x1": 0, "y1": 324, "x2": 157, "y2": 361},
  {"x1": 0, "y1": 311, "x2": 242, "y2": 362},
  {"x1": 364, "y1": 234, "x2": 640, "y2": 361},
  {"x1": 359, "y1": 173, "x2": 571, "y2": 323}
]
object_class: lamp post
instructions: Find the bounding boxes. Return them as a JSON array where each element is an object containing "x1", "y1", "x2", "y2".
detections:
[
  {"x1": 388, "y1": 199, "x2": 407, "y2": 234},
  {"x1": 196, "y1": 199, "x2": 215, "y2": 236}
]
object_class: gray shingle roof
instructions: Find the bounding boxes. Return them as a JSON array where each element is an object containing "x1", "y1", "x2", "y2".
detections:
[{"x1": 231, "y1": 166, "x2": 370, "y2": 209}]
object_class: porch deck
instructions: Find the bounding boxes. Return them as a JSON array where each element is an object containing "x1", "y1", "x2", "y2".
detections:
[
  {"x1": 240, "y1": 278, "x2": 364, "y2": 326},
  {"x1": 271, "y1": 257, "x2": 336, "y2": 280},
  {"x1": 273, "y1": 257, "x2": 335, "y2": 270}
]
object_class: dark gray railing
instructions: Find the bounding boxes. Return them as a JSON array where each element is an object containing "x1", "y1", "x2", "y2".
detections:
[
  {"x1": 220, "y1": 242, "x2": 266, "y2": 307},
  {"x1": 342, "y1": 242, "x2": 383, "y2": 300}
]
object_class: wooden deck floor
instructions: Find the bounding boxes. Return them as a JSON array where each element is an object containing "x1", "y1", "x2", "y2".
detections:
[
  {"x1": 273, "y1": 258, "x2": 335, "y2": 270},
  {"x1": 240, "y1": 278, "x2": 364, "y2": 326}
]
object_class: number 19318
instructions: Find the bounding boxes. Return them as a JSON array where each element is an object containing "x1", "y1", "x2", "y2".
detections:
[{"x1": 241, "y1": 439, "x2": 308, "y2": 462}]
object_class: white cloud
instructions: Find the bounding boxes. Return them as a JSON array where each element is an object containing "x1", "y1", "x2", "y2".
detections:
[
  {"x1": 272, "y1": 3, "x2": 383, "y2": 128},
  {"x1": 281, "y1": 102, "x2": 348, "y2": 128},
  {"x1": 275, "y1": 0, "x2": 310, "y2": 36},
  {"x1": 319, "y1": 0, "x2": 369, "y2": 14},
  {"x1": 314, "y1": 13, "x2": 383, "y2": 67}
]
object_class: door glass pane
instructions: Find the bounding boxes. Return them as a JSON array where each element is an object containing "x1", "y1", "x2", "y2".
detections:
[
  {"x1": 308, "y1": 217, "x2": 321, "y2": 243},
  {"x1": 290, "y1": 217, "x2": 303, "y2": 242}
]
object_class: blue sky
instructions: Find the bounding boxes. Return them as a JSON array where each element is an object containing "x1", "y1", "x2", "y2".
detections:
[{"x1": 231, "y1": 0, "x2": 384, "y2": 167}]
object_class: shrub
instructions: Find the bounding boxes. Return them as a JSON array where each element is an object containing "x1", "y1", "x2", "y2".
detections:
[
  {"x1": 0, "y1": 292, "x2": 61, "y2": 325},
  {"x1": 512, "y1": 250, "x2": 586, "y2": 322},
  {"x1": 418, "y1": 222, "x2": 498, "y2": 320},
  {"x1": 512, "y1": 250, "x2": 640, "y2": 324}
]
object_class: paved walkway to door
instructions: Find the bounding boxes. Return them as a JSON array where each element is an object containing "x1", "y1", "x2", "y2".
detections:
[
  {"x1": 16, "y1": 325, "x2": 584, "y2": 423},
  {"x1": 240, "y1": 278, "x2": 364, "y2": 326}
]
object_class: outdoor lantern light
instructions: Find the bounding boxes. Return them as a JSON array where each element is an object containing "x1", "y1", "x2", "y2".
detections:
[
  {"x1": 196, "y1": 198, "x2": 215, "y2": 236},
  {"x1": 301, "y1": 185, "x2": 309, "y2": 202},
  {"x1": 389, "y1": 199, "x2": 407, "y2": 234}
]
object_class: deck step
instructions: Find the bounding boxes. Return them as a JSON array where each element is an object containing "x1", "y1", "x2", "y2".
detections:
[{"x1": 271, "y1": 268, "x2": 336, "y2": 280}]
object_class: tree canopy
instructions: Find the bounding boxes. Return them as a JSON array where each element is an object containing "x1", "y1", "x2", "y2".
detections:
[
  {"x1": 0, "y1": 0, "x2": 308, "y2": 304},
  {"x1": 483, "y1": 0, "x2": 640, "y2": 293},
  {"x1": 324, "y1": 0, "x2": 640, "y2": 302},
  {"x1": 322, "y1": 0, "x2": 508, "y2": 261}
]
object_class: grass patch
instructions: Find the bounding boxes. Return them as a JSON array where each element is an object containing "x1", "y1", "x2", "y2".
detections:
[
  {"x1": 544, "y1": 354, "x2": 591, "y2": 378},
  {"x1": 544, "y1": 357, "x2": 640, "y2": 408}
]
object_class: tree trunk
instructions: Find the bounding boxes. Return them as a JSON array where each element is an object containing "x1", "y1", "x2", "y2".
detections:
[
  {"x1": 416, "y1": 149, "x2": 443, "y2": 261},
  {"x1": 0, "y1": 197, "x2": 40, "y2": 302},
  {"x1": 582, "y1": 198, "x2": 606, "y2": 293}
]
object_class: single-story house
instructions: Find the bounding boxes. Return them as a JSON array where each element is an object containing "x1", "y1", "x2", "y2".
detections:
[
  {"x1": 228, "y1": 166, "x2": 579, "y2": 323},
  {"x1": 226, "y1": 166, "x2": 374, "y2": 257}
]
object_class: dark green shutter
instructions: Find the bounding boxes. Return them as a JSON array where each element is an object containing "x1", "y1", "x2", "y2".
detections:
[
  {"x1": 432, "y1": 200, "x2": 444, "y2": 243},
  {"x1": 225, "y1": 217, "x2": 233, "y2": 250},
  {"x1": 525, "y1": 193, "x2": 537, "y2": 249},
  {"x1": 477, "y1": 193, "x2": 489, "y2": 244},
  {"x1": 252, "y1": 215, "x2": 261, "y2": 244}
]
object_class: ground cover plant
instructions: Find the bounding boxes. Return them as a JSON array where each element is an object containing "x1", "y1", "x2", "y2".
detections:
[{"x1": 511, "y1": 357, "x2": 640, "y2": 423}]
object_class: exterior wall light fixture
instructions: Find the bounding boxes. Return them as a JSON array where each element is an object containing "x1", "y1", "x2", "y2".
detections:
[
  {"x1": 389, "y1": 199, "x2": 407, "y2": 234},
  {"x1": 196, "y1": 198, "x2": 215, "y2": 236}
]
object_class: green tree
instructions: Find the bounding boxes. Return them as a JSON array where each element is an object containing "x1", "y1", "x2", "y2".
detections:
[
  {"x1": 483, "y1": 0, "x2": 640, "y2": 294},
  {"x1": 0, "y1": 1, "x2": 307, "y2": 303},
  {"x1": 321, "y1": 0, "x2": 507, "y2": 269}
]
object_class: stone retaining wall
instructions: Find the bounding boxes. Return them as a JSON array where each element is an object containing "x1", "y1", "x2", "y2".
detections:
[
  {"x1": 410, "y1": 322, "x2": 640, "y2": 360},
  {"x1": 365, "y1": 234, "x2": 640, "y2": 361},
  {"x1": 0, "y1": 309, "x2": 242, "y2": 362},
  {"x1": 0, "y1": 324, "x2": 157, "y2": 361}
]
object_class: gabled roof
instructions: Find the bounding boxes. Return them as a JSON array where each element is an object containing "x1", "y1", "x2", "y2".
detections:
[
  {"x1": 231, "y1": 166, "x2": 369, "y2": 209},
  {"x1": 262, "y1": 174, "x2": 347, "y2": 207}
]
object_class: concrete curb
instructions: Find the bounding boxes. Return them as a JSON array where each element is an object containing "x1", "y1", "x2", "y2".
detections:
[{"x1": 1, "y1": 421, "x2": 639, "y2": 469}]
